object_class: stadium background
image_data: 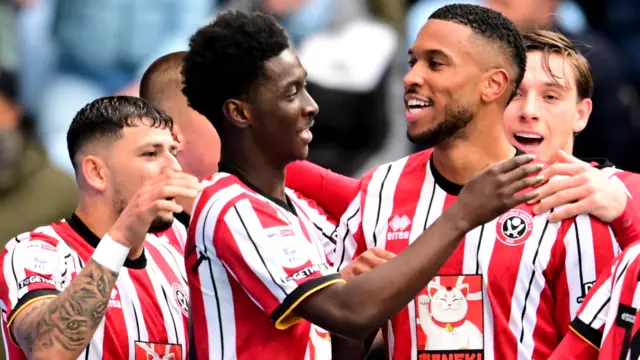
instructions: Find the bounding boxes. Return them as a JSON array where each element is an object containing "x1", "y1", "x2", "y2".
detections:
[{"x1": 0, "y1": 0, "x2": 638, "y2": 356}]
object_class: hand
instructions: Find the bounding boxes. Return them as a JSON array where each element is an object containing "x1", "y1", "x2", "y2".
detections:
[
  {"x1": 529, "y1": 150, "x2": 627, "y2": 222},
  {"x1": 451, "y1": 154, "x2": 544, "y2": 230},
  {"x1": 418, "y1": 294, "x2": 430, "y2": 306},
  {"x1": 109, "y1": 169, "x2": 203, "y2": 248},
  {"x1": 339, "y1": 248, "x2": 395, "y2": 281}
]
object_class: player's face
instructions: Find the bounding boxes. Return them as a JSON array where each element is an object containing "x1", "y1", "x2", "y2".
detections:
[
  {"x1": 106, "y1": 120, "x2": 181, "y2": 233},
  {"x1": 503, "y1": 51, "x2": 591, "y2": 162},
  {"x1": 250, "y1": 48, "x2": 318, "y2": 163},
  {"x1": 404, "y1": 20, "x2": 483, "y2": 148},
  {"x1": 172, "y1": 102, "x2": 220, "y2": 180}
]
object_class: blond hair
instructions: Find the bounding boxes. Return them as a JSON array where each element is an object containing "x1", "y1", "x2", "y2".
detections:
[{"x1": 522, "y1": 30, "x2": 594, "y2": 100}]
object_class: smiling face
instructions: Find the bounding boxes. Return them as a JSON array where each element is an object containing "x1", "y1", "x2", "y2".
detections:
[
  {"x1": 246, "y1": 48, "x2": 319, "y2": 164},
  {"x1": 404, "y1": 19, "x2": 487, "y2": 147},
  {"x1": 503, "y1": 50, "x2": 592, "y2": 162}
]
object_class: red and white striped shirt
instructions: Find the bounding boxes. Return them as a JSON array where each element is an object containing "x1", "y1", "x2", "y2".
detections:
[
  {"x1": 0, "y1": 215, "x2": 190, "y2": 360},
  {"x1": 186, "y1": 171, "x2": 343, "y2": 360},
  {"x1": 567, "y1": 241, "x2": 640, "y2": 359},
  {"x1": 333, "y1": 150, "x2": 619, "y2": 360}
]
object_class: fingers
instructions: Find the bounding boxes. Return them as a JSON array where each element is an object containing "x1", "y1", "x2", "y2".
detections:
[
  {"x1": 504, "y1": 172, "x2": 545, "y2": 196},
  {"x1": 533, "y1": 186, "x2": 590, "y2": 215},
  {"x1": 501, "y1": 162, "x2": 545, "y2": 185},
  {"x1": 153, "y1": 199, "x2": 184, "y2": 214},
  {"x1": 492, "y1": 154, "x2": 536, "y2": 174},
  {"x1": 369, "y1": 247, "x2": 396, "y2": 261},
  {"x1": 555, "y1": 149, "x2": 589, "y2": 166},
  {"x1": 156, "y1": 185, "x2": 201, "y2": 200},
  {"x1": 529, "y1": 174, "x2": 587, "y2": 204},
  {"x1": 547, "y1": 200, "x2": 592, "y2": 223},
  {"x1": 539, "y1": 163, "x2": 590, "y2": 182}
]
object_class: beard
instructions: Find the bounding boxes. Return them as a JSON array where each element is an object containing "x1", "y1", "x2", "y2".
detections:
[
  {"x1": 407, "y1": 102, "x2": 474, "y2": 148},
  {"x1": 112, "y1": 186, "x2": 175, "y2": 235}
]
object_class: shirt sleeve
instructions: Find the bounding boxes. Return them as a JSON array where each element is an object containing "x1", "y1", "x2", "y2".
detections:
[
  {"x1": 0, "y1": 232, "x2": 72, "y2": 343},
  {"x1": 211, "y1": 195, "x2": 345, "y2": 330},
  {"x1": 549, "y1": 329, "x2": 600, "y2": 360},
  {"x1": 285, "y1": 160, "x2": 360, "y2": 221},
  {"x1": 550, "y1": 214, "x2": 620, "y2": 335}
]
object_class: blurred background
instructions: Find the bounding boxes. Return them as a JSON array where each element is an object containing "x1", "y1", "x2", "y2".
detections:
[{"x1": 1, "y1": 0, "x2": 640, "y2": 244}]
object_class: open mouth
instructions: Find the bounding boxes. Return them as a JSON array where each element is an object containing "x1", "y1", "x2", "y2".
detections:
[
  {"x1": 297, "y1": 121, "x2": 314, "y2": 143},
  {"x1": 406, "y1": 98, "x2": 434, "y2": 114},
  {"x1": 513, "y1": 132, "x2": 543, "y2": 148}
]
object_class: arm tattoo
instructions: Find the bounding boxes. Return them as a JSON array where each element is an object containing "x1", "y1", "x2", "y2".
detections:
[{"x1": 12, "y1": 259, "x2": 118, "y2": 357}]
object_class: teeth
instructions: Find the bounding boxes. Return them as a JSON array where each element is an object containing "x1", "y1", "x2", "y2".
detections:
[
  {"x1": 515, "y1": 132, "x2": 542, "y2": 139},
  {"x1": 408, "y1": 108, "x2": 423, "y2": 114},
  {"x1": 407, "y1": 99, "x2": 431, "y2": 107}
]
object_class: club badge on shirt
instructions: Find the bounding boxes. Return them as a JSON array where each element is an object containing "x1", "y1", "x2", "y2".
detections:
[{"x1": 496, "y1": 209, "x2": 534, "y2": 246}]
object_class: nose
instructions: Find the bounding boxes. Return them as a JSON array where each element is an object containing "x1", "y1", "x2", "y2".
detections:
[
  {"x1": 403, "y1": 63, "x2": 425, "y2": 90},
  {"x1": 520, "y1": 93, "x2": 540, "y2": 122},
  {"x1": 165, "y1": 153, "x2": 183, "y2": 173},
  {"x1": 302, "y1": 89, "x2": 319, "y2": 118}
]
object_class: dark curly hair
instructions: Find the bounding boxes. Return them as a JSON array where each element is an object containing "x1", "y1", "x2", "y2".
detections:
[
  {"x1": 430, "y1": 4, "x2": 526, "y2": 101},
  {"x1": 67, "y1": 96, "x2": 173, "y2": 171},
  {"x1": 182, "y1": 11, "x2": 290, "y2": 136}
]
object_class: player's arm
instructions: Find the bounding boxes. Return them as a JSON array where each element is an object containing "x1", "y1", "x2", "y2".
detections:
[
  {"x1": 293, "y1": 155, "x2": 543, "y2": 339},
  {"x1": 285, "y1": 160, "x2": 359, "y2": 220},
  {"x1": 548, "y1": 330, "x2": 599, "y2": 360},
  {"x1": 531, "y1": 150, "x2": 640, "y2": 248},
  {"x1": 11, "y1": 256, "x2": 119, "y2": 360}
]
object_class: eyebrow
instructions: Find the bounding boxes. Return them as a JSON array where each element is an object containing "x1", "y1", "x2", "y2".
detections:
[
  {"x1": 542, "y1": 81, "x2": 569, "y2": 91},
  {"x1": 408, "y1": 48, "x2": 450, "y2": 59},
  {"x1": 281, "y1": 70, "x2": 308, "y2": 91},
  {"x1": 138, "y1": 142, "x2": 178, "y2": 152}
]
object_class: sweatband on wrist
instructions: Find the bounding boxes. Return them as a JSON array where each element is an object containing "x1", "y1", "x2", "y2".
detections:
[{"x1": 91, "y1": 233, "x2": 130, "y2": 272}]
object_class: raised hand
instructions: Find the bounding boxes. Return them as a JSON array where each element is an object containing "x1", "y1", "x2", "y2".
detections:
[
  {"x1": 530, "y1": 150, "x2": 627, "y2": 222},
  {"x1": 339, "y1": 248, "x2": 396, "y2": 281},
  {"x1": 451, "y1": 154, "x2": 544, "y2": 230}
]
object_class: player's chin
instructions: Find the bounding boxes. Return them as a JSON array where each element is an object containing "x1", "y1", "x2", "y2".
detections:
[{"x1": 148, "y1": 214, "x2": 174, "y2": 234}]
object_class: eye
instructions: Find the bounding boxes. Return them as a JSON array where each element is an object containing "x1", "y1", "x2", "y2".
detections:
[
  {"x1": 408, "y1": 59, "x2": 417, "y2": 68},
  {"x1": 142, "y1": 151, "x2": 157, "y2": 157},
  {"x1": 428, "y1": 60, "x2": 443, "y2": 69},
  {"x1": 544, "y1": 94, "x2": 559, "y2": 101}
]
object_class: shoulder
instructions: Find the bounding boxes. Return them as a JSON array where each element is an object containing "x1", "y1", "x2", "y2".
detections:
[{"x1": 359, "y1": 149, "x2": 432, "y2": 189}]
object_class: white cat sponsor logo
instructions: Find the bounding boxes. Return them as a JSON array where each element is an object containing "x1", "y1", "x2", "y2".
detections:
[
  {"x1": 19, "y1": 240, "x2": 60, "y2": 275},
  {"x1": 415, "y1": 275, "x2": 484, "y2": 359},
  {"x1": 109, "y1": 288, "x2": 122, "y2": 308},
  {"x1": 496, "y1": 209, "x2": 533, "y2": 246},
  {"x1": 387, "y1": 215, "x2": 412, "y2": 241},
  {"x1": 280, "y1": 264, "x2": 330, "y2": 284},
  {"x1": 18, "y1": 275, "x2": 60, "y2": 290}
]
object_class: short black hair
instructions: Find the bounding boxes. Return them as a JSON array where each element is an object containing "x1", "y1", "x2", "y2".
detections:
[
  {"x1": 140, "y1": 51, "x2": 187, "y2": 106},
  {"x1": 182, "y1": 11, "x2": 290, "y2": 136},
  {"x1": 67, "y1": 96, "x2": 173, "y2": 171},
  {"x1": 430, "y1": 4, "x2": 527, "y2": 98}
]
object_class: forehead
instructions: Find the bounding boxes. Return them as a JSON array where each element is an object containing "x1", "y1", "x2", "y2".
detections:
[
  {"x1": 522, "y1": 51, "x2": 577, "y2": 90},
  {"x1": 412, "y1": 19, "x2": 476, "y2": 60},
  {"x1": 262, "y1": 48, "x2": 305, "y2": 88},
  {"x1": 117, "y1": 118, "x2": 175, "y2": 148}
]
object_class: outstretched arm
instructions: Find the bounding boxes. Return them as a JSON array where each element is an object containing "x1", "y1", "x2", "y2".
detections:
[{"x1": 285, "y1": 160, "x2": 359, "y2": 220}]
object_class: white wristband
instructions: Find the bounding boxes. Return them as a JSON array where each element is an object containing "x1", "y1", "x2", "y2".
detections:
[{"x1": 91, "y1": 234, "x2": 131, "y2": 273}]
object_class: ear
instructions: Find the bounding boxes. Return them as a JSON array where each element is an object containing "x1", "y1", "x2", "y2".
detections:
[
  {"x1": 573, "y1": 97, "x2": 592, "y2": 133},
  {"x1": 457, "y1": 284, "x2": 469, "y2": 298},
  {"x1": 222, "y1": 99, "x2": 251, "y2": 130},
  {"x1": 81, "y1": 155, "x2": 108, "y2": 192},
  {"x1": 172, "y1": 124, "x2": 185, "y2": 150},
  {"x1": 428, "y1": 281, "x2": 444, "y2": 298},
  {"x1": 481, "y1": 68, "x2": 510, "y2": 103}
]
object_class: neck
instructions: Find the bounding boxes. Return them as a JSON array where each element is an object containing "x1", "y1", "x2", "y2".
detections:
[
  {"x1": 221, "y1": 140, "x2": 287, "y2": 202},
  {"x1": 432, "y1": 112, "x2": 515, "y2": 185},
  {"x1": 75, "y1": 197, "x2": 145, "y2": 259}
]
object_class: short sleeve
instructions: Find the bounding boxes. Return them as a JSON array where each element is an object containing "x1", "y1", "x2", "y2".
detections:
[
  {"x1": 211, "y1": 196, "x2": 344, "y2": 330},
  {"x1": 0, "y1": 232, "x2": 72, "y2": 338}
]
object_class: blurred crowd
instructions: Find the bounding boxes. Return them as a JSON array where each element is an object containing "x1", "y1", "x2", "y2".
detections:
[{"x1": 1, "y1": 0, "x2": 640, "y2": 239}]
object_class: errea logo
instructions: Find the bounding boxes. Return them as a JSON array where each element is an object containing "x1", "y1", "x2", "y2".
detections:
[{"x1": 387, "y1": 215, "x2": 411, "y2": 241}]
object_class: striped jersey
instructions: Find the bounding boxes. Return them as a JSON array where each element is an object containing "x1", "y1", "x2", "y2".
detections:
[
  {"x1": 569, "y1": 241, "x2": 640, "y2": 359},
  {"x1": 0, "y1": 214, "x2": 190, "y2": 360},
  {"x1": 185, "y1": 169, "x2": 343, "y2": 360},
  {"x1": 333, "y1": 149, "x2": 619, "y2": 360}
]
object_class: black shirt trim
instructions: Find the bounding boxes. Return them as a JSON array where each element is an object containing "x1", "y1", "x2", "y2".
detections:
[
  {"x1": 583, "y1": 158, "x2": 615, "y2": 170},
  {"x1": 430, "y1": 148, "x2": 526, "y2": 195},
  {"x1": 570, "y1": 318, "x2": 602, "y2": 350},
  {"x1": 67, "y1": 214, "x2": 147, "y2": 269},
  {"x1": 218, "y1": 162, "x2": 297, "y2": 216}
]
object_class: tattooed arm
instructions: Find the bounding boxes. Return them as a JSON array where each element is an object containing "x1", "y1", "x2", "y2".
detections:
[{"x1": 11, "y1": 259, "x2": 118, "y2": 360}]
